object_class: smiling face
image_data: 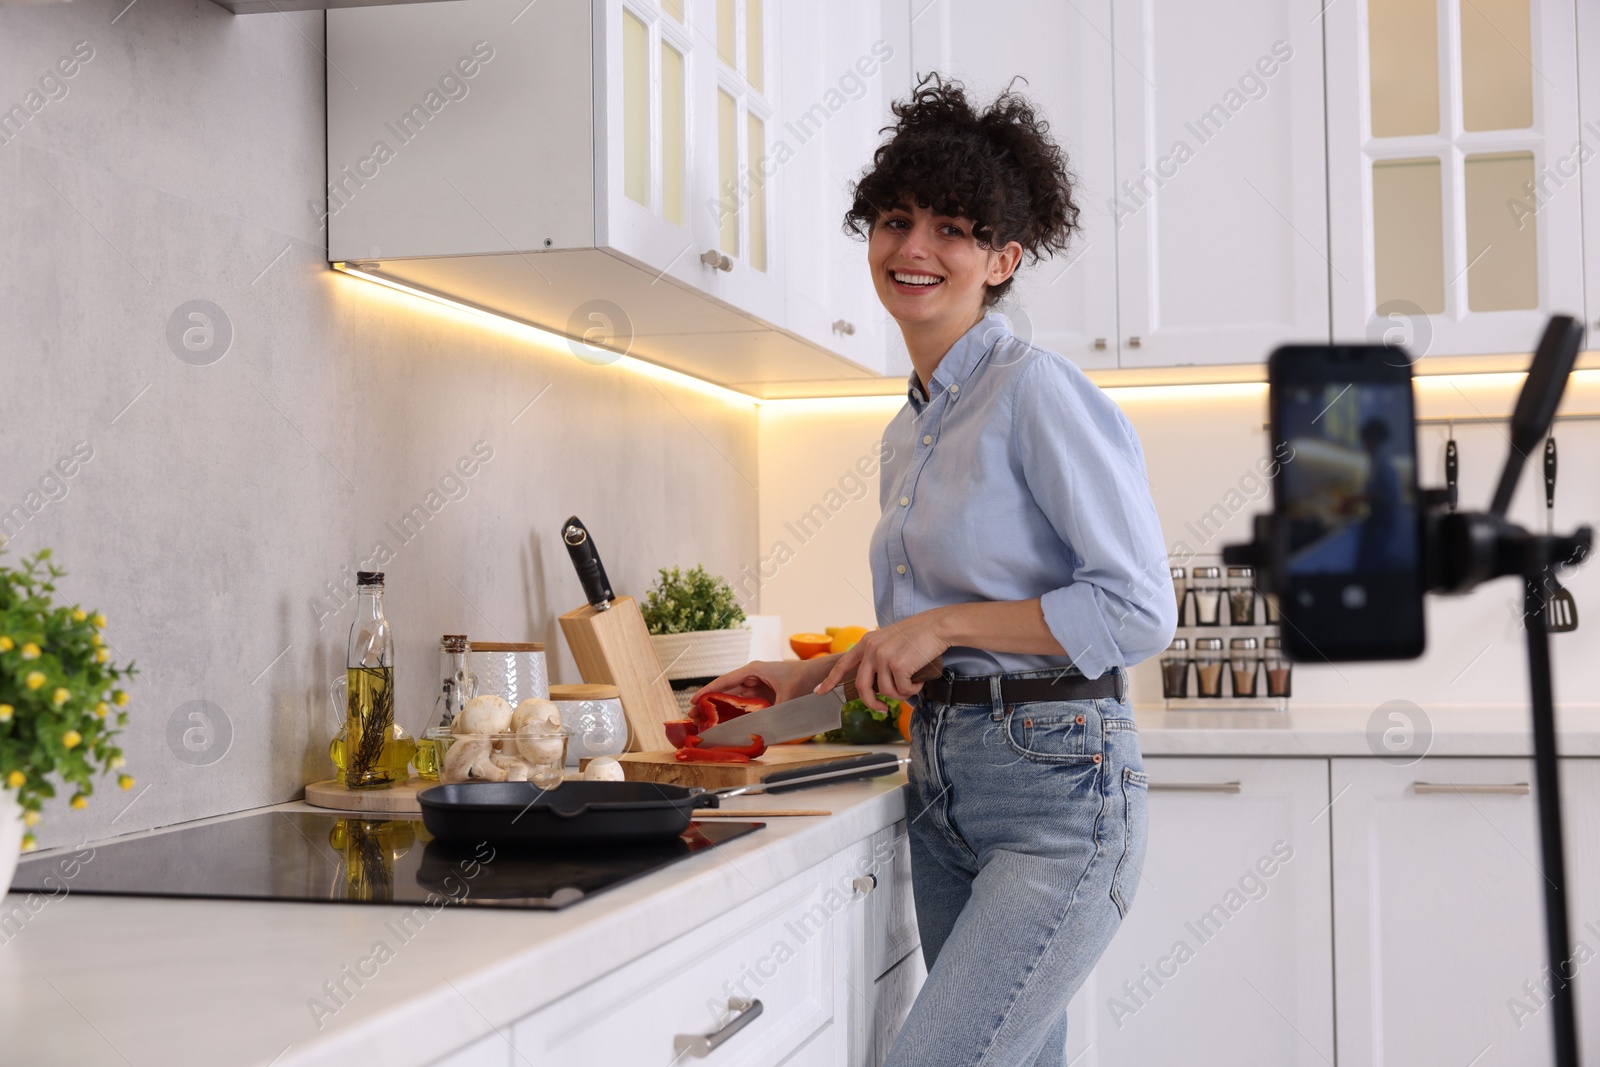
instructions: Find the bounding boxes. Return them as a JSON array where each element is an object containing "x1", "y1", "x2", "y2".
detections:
[{"x1": 867, "y1": 199, "x2": 1022, "y2": 333}]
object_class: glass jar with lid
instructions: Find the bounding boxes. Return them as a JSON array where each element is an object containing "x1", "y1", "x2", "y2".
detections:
[
  {"x1": 1171, "y1": 567, "x2": 1188, "y2": 627},
  {"x1": 1264, "y1": 637, "x2": 1292, "y2": 698},
  {"x1": 1193, "y1": 637, "x2": 1225, "y2": 697},
  {"x1": 1191, "y1": 567, "x2": 1224, "y2": 626},
  {"x1": 1229, "y1": 636, "x2": 1261, "y2": 698},
  {"x1": 1227, "y1": 566, "x2": 1258, "y2": 626},
  {"x1": 1160, "y1": 638, "x2": 1191, "y2": 699}
]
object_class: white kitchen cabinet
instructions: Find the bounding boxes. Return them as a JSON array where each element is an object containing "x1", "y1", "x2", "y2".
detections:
[
  {"x1": 1326, "y1": 0, "x2": 1584, "y2": 357},
  {"x1": 1063, "y1": 757, "x2": 1335, "y2": 1065},
  {"x1": 1331, "y1": 757, "x2": 1600, "y2": 1066},
  {"x1": 327, "y1": 0, "x2": 881, "y2": 395},
  {"x1": 839, "y1": 820, "x2": 924, "y2": 1066},
  {"x1": 869, "y1": 946, "x2": 928, "y2": 1064},
  {"x1": 1577, "y1": 0, "x2": 1600, "y2": 339},
  {"x1": 776, "y1": 0, "x2": 905, "y2": 378},
  {"x1": 511, "y1": 850, "x2": 841, "y2": 1065},
  {"x1": 1109, "y1": 0, "x2": 1330, "y2": 367},
  {"x1": 908, "y1": 0, "x2": 1121, "y2": 371}
]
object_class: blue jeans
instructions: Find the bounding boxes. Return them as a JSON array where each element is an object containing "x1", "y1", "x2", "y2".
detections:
[{"x1": 883, "y1": 670, "x2": 1149, "y2": 1067}]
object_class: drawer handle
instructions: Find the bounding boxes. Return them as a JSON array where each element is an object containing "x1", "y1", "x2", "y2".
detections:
[
  {"x1": 852, "y1": 873, "x2": 877, "y2": 896},
  {"x1": 674, "y1": 997, "x2": 763, "y2": 1058},
  {"x1": 1093, "y1": 338, "x2": 1107, "y2": 350},
  {"x1": 700, "y1": 249, "x2": 734, "y2": 272},
  {"x1": 1127, "y1": 335, "x2": 1142, "y2": 348},
  {"x1": 1412, "y1": 782, "x2": 1530, "y2": 795},
  {"x1": 1149, "y1": 781, "x2": 1242, "y2": 793},
  {"x1": 832, "y1": 319, "x2": 856, "y2": 335}
]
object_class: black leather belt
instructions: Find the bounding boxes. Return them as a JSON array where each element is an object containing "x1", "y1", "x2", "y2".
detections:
[{"x1": 920, "y1": 669, "x2": 1124, "y2": 707}]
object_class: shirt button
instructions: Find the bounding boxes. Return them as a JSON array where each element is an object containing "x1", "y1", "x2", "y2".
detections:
[
  {"x1": 900, "y1": 496, "x2": 910, "y2": 507},
  {"x1": 922, "y1": 435, "x2": 933, "y2": 445},
  {"x1": 950, "y1": 384, "x2": 960, "y2": 395},
  {"x1": 896, "y1": 564, "x2": 907, "y2": 575}
]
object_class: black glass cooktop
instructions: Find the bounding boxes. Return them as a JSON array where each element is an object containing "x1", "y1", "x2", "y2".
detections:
[{"x1": 10, "y1": 811, "x2": 763, "y2": 911}]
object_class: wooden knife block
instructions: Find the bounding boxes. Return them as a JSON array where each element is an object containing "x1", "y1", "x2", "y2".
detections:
[{"x1": 559, "y1": 596, "x2": 679, "y2": 752}]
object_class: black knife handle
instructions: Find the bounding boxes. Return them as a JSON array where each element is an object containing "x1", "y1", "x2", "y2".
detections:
[
  {"x1": 1445, "y1": 438, "x2": 1458, "y2": 512},
  {"x1": 840, "y1": 656, "x2": 944, "y2": 703},
  {"x1": 761, "y1": 752, "x2": 903, "y2": 793},
  {"x1": 562, "y1": 516, "x2": 613, "y2": 609}
]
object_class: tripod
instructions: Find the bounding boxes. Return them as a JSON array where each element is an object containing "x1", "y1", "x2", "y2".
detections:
[{"x1": 1229, "y1": 315, "x2": 1592, "y2": 1065}]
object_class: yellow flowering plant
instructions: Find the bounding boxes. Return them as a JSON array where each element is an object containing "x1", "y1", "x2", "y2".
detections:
[{"x1": 0, "y1": 549, "x2": 134, "y2": 850}]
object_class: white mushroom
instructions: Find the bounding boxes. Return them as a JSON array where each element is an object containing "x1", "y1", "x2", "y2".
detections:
[
  {"x1": 489, "y1": 748, "x2": 523, "y2": 771},
  {"x1": 504, "y1": 762, "x2": 533, "y2": 782},
  {"x1": 583, "y1": 756, "x2": 625, "y2": 782},
  {"x1": 511, "y1": 698, "x2": 562, "y2": 733},
  {"x1": 441, "y1": 738, "x2": 508, "y2": 783},
  {"x1": 456, "y1": 694, "x2": 513, "y2": 736}
]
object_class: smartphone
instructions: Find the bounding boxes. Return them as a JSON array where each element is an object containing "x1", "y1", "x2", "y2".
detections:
[{"x1": 1268, "y1": 345, "x2": 1426, "y2": 661}]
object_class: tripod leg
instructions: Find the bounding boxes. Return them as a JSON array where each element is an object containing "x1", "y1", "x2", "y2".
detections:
[{"x1": 1526, "y1": 576, "x2": 1581, "y2": 1067}]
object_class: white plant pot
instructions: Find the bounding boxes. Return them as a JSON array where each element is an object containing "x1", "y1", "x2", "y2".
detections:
[
  {"x1": 0, "y1": 789, "x2": 23, "y2": 896},
  {"x1": 649, "y1": 626, "x2": 753, "y2": 682}
]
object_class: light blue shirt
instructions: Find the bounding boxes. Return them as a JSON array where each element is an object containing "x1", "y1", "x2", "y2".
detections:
[{"x1": 870, "y1": 314, "x2": 1177, "y2": 679}]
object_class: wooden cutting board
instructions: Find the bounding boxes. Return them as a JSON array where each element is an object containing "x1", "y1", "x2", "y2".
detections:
[
  {"x1": 609, "y1": 744, "x2": 898, "y2": 788},
  {"x1": 304, "y1": 778, "x2": 431, "y2": 814}
]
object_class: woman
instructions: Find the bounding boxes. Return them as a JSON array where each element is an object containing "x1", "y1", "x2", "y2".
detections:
[{"x1": 696, "y1": 76, "x2": 1175, "y2": 1067}]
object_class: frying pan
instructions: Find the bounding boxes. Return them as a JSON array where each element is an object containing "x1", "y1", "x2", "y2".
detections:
[{"x1": 418, "y1": 751, "x2": 907, "y2": 847}]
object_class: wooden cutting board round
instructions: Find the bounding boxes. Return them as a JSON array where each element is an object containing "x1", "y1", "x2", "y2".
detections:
[{"x1": 304, "y1": 778, "x2": 430, "y2": 814}]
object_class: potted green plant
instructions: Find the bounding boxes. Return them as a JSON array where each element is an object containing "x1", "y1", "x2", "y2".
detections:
[
  {"x1": 0, "y1": 548, "x2": 134, "y2": 891},
  {"x1": 640, "y1": 565, "x2": 750, "y2": 683}
]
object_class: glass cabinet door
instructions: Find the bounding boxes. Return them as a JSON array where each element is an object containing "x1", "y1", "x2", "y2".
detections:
[{"x1": 1328, "y1": 0, "x2": 1582, "y2": 357}]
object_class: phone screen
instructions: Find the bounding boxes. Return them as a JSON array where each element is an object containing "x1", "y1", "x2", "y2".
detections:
[{"x1": 1272, "y1": 356, "x2": 1426, "y2": 660}]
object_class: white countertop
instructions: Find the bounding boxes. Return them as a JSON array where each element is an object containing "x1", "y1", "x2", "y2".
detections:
[
  {"x1": 1131, "y1": 703, "x2": 1600, "y2": 758},
  {"x1": 0, "y1": 772, "x2": 911, "y2": 1067},
  {"x1": 6, "y1": 711, "x2": 1595, "y2": 1067}
]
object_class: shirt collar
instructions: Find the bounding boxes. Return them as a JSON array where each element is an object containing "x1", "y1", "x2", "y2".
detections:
[{"x1": 906, "y1": 312, "x2": 1010, "y2": 413}]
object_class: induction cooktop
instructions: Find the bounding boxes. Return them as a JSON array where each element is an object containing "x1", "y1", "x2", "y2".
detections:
[{"x1": 9, "y1": 811, "x2": 764, "y2": 911}]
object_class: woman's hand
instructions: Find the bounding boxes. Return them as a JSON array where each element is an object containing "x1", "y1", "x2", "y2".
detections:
[
  {"x1": 691, "y1": 655, "x2": 838, "y2": 708},
  {"x1": 815, "y1": 610, "x2": 950, "y2": 711}
]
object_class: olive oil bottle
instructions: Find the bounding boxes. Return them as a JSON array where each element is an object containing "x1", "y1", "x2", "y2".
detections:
[{"x1": 342, "y1": 572, "x2": 415, "y2": 789}]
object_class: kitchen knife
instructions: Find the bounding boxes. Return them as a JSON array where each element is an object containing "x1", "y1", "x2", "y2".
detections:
[
  {"x1": 696, "y1": 656, "x2": 943, "y2": 747},
  {"x1": 562, "y1": 515, "x2": 614, "y2": 610},
  {"x1": 696, "y1": 753, "x2": 909, "y2": 806}
]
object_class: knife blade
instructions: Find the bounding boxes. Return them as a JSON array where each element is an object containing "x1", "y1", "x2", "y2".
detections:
[
  {"x1": 562, "y1": 515, "x2": 614, "y2": 610},
  {"x1": 696, "y1": 656, "x2": 943, "y2": 747}
]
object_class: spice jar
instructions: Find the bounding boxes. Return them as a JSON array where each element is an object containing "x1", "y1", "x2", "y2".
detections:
[
  {"x1": 1264, "y1": 637, "x2": 1292, "y2": 698},
  {"x1": 1194, "y1": 637, "x2": 1225, "y2": 698},
  {"x1": 1171, "y1": 567, "x2": 1188, "y2": 627},
  {"x1": 1160, "y1": 638, "x2": 1191, "y2": 699},
  {"x1": 1191, "y1": 567, "x2": 1224, "y2": 626},
  {"x1": 1227, "y1": 566, "x2": 1258, "y2": 626},
  {"x1": 1229, "y1": 637, "x2": 1261, "y2": 698}
]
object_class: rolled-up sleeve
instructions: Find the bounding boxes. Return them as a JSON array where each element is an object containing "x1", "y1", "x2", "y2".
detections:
[{"x1": 1012, "y1": 356, "x2": 1177, "y2": 678}]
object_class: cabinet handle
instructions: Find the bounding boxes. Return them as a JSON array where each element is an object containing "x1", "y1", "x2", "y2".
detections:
[
  {"x1": 832, "y1": 319, "x2": 856, "y2": 336},
  {"x1": 1149, "y1": 781, "x2": 1242, "y2": 793},
  {"x1": 1412, "y1": 782, "x2": 1530, "y2": 795},
  {"x1": 1126, "y1": 336, "x2": 1142, "y2": 348},
  {"x1": 674, "y1": 997, "x2": 763, "y2": 1058},
  {"x1": 852, "y1": 873, "x2": 877, "y2": 896},
  {"x1": 699, "y1": 249, "x2": 734, "y2": 272},
  {"x1": 1092, "y1": 338, "x2": 1107, "y2": 350}
]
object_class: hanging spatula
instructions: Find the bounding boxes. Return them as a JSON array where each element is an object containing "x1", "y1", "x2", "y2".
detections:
[{"x1": 1543, "y1": 436, "x2": 1579, "y2": 633}]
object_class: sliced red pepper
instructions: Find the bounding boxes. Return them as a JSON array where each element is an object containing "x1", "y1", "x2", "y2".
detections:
[
  {"x1": 691, "y1": 691, "x2": 772, "y2": 727},
  {"x1": 664, "y1": 719, "x2": 699, "y2": 749},
  {"x1": 686, "y1": 700, "x2": 718, "y2": 734},
  {"x1": 675, "y1": 747, "x2": 751, "y2": 762}
]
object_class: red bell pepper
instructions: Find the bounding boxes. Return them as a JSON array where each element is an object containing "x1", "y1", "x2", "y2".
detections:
[
  {"x1": 691, "y1": 691, "x2": 772, "y2": 727},
  {"x1": 664, "y1": 719, "x2": 698, "y2": 749},
  {"x1": 673, "y1": 733, "x2": 768, "y2": 762}
]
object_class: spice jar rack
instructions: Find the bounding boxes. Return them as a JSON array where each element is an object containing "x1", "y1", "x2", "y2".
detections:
[{"x1": 1162, "y1": 557, "x2": 1291, "y2": 710}]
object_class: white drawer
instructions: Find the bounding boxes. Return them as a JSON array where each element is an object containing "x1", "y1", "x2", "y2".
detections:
[
  {"x1": 859, "y1": 821, "x2": 919, "y2": 979},
  {"x1": 870, "y1": 945, "x2": 927, "y2": 1065},
  {"x1": 513, "y1": 862, "x2": 836, "y2": 1067}
]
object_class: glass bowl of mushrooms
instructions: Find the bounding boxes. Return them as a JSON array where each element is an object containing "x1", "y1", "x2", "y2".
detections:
[{"x1": 432, "y1": 695, "x2": 573, "y2": 789}]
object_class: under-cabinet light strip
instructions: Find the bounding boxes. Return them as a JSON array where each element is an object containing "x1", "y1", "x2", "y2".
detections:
[
  {"x1": 331, "y1": 262, "x2": 759, "y2": 408},
  {"x1": 334, "y1": 264, "x2": 1600, "y2": 405}
]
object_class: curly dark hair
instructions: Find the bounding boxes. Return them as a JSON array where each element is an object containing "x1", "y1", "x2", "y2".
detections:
[{"x1": 844, "y1": 74, "x2": 1081, "y2": 307}]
